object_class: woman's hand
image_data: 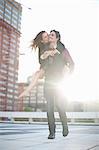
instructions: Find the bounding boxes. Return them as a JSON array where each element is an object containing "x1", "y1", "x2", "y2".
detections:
[
  {"x1": 49, "y1": 49, "x2": 60, "y2": 56},
  {"x1": 40, "y1": 51, "x2": 50, "y2": 59},
  {"x1": 41, "y1": 49, "x2": 60, "y2": 59}
]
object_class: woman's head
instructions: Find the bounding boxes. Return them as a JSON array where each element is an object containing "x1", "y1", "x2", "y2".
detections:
[
  {"x1": 31, "y1": 31, "x2": 49, "y2": 49},
  {"x1": 49, "y1": 30, "x2": 61, "y2": 43}
]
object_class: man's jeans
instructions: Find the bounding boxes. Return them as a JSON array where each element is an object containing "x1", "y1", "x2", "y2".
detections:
[{"x1": 44, "y1": 82, "x2": 68, "y2": 133}]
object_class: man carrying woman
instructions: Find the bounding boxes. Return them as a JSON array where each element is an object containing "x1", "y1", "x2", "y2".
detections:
[{"x1": 19, "y1": 30, "x2": 74, "y2": 139}]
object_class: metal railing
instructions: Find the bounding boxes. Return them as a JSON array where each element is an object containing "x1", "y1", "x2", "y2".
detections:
[{"x1": 0, "y1": 111, "x2": 99, "y2": 124}]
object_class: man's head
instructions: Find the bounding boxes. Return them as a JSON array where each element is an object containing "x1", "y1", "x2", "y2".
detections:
[{"x1": 49, "y1": 30, "x2": 61, "y2": 43}]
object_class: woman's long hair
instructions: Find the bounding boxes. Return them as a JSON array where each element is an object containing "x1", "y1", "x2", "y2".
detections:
[{"x1": 31, "y1": 31, "x2": 46, "y2": 50}]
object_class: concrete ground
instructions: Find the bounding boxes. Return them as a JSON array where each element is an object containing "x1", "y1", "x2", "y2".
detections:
[{"x1": 0, "y1": 122, "x2": 99, "y2": 150}]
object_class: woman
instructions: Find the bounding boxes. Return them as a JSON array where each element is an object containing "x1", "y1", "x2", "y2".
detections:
[{"x1": 19, "y1": 31, "x2": 61, "y2": 98}]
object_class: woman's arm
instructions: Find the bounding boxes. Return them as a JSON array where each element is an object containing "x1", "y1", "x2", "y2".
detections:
[
  {"x1": 40, "y1": 49, "x2": 60, "y2": 60},
  {"x1": 40, "y1": 51, "x2": 50, "y2": 59}
]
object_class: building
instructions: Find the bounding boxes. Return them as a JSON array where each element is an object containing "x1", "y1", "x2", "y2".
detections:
[
  {"x1": 18, "y1": 76, "x2": 99, "y2": 112},
  {"x1": 0, "y1": 0, "x2": 22, "y2": 111},
  {"x1": 18, "y1": 82, "x2": 29, "y2": 111},
  {"x1": 18, "y1": 77, "x2": 47, "y2": 112}
]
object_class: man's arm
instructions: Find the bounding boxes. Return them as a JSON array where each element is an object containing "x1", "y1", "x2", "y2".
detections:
[{"x1": 62, "y1": 48, "x2": 75, "y2": 73}]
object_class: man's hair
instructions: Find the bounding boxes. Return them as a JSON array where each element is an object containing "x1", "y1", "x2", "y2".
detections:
[{"x1": 50, "y1": 30, "x2": 61, "y2": 41}]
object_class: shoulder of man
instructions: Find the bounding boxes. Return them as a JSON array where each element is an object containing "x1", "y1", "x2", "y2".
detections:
[{"x1": 57, "y1": 41, "x2": 65, "y2": 52}]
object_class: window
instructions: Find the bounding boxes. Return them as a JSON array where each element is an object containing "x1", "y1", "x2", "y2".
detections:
[
  {"x1": 8, "y1": 83, "x2": 14, "y2": 87},
  {"x1": 8, "y1": 77, "x2": 14, "y2": 82},
  {"x1": 15, "y1": 84, "x2": 18, "y2": 88},
  {"x1": 3, "y1": 38, "x2": 9, "y2": 44},
  {"x1": 3, "y1": 35, "x2": 9, "y2": 40},
  {"x1": 0, "y1": 13, "x2": 3, "y2": 19},
  {"x1": 10, "y1": 38, "x2": 16, "y2": 44},
  {"x1": 7, "y1": 88, "x2": 13, "y2": 93},
  {"x1": 0, "y1": 0, "x2": 4, "y2": 8},
  {"x1": 5, "y1": 8, "x2": 11, "y2": 15},
  {"x1": 12, "y1": 17, "x2": 17, "y2": 24},
  {"x1": 10, "y1": 42, "x2": 16, "y2": 49},
  {"x1": 8, "y1": 66, "x2": 14, "y2": 71},
  {"x1": 12, "y1": 8, "x2": 18, "y2": 15},
  {"x1": 0, "y1": 86, "x2": 6, "y2": 90},
  {"x1": 0, "y1": 93, "x2": 5, "y2": 96},
  {"x1": 4, "y1": 17, "x2": 10, "y2": 24},
  {"x1": 6, "y1": 105, "x2": 12, "y2": 110},
  {"x1": 9, "y1": 59, "x2": 14, "y2": 65},
  {"x1": 5, "y1": 3, "x2": 11, "y2": 10},
  {"x1": 11, "y1": 34, "x2": 17, "y2": 39},
  {"x1": 11, "y1": 21, "x2": 17, "y2": 28},
  {"x1": 8, "y1": 71, "x2": 14, "y2": 76},
  {"x1": 0, "y1": 8, "x2": 3, "y2": 13},
  {"x1": 1, "y1": 68, "x2": 7, "y2": 73},
  {"x1": 18, "y1": 25, "x2": 21, "y2": 31},
  {"x1": 0, "y1": 80, "x2": 6, "y2": 85},
  {"x1": 2, "y1": 44, "x2": 8, "y2": 50},
  {"x1": 12, "y1": 13, "x2": 18, "y2": 20},
  {"x1": 9, "y1": 48, "x2": 15, "y2": 53},
  {"x1": 14, "y1": 95, "x2": 18, "y2": 99},
  {"x1": 4, "y1": 12, "x2": 11, "y2": 19},
  {"x1": 7, "y1": 94, "x2": 13, "y2": 98},
  {"x1": 15, "y1": 74, "x2": 18, "y2": 79},
  {"x1": 1, "y1": 63, "x2": 7, "y2": 68}
]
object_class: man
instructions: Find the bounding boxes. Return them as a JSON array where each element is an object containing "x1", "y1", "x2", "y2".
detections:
[
  {"x1": 41, "y1": 30, "x2": 74, "y2": 139},
  {"x1": 19, "y1": 30, "x2": 74, "y2": 140}
]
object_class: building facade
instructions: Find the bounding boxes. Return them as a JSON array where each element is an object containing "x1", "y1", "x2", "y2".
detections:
[
  {"x1": 18, "y1": 77, "x2": 99, "y2": 112},
  {"x1": 0, "y1": 0, "x2": 22, "y2": 111},
  {"x1": 18, "y1": 77, "x2": 47, "y2": 112}
]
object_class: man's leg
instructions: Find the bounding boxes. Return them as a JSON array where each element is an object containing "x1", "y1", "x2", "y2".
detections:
[
  {"x1": 45, "y1": 84, "x2": 56, "y2": 139},
  {"x1": 55, "y1": 92, "x2": 69, "y2": 137}
]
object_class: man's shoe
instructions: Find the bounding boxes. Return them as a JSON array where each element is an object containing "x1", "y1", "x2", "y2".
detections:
[
  {"x1": 63, "y1": 126, "x2": 69, "y2": 137},
  {"x1": 48, "y1": 133, "x2": 55, "y2": 139}
]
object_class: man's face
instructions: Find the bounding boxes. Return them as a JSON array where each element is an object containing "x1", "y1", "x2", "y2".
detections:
[
  {"x1": 49, "y1": 31, "x2": 58, "y2": 43},
  {"x1": 41, "y1": 32, "x2": 49, "y2": 44}
]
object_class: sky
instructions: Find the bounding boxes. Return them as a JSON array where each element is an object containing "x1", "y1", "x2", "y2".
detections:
[{"x1": 16, "y1": 0, "x2": 99, "y2": 102}]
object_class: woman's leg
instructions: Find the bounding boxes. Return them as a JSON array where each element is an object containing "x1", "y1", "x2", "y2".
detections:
[{"x1": 19, "y1": 69, "x2": 44, "y2": 98}]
